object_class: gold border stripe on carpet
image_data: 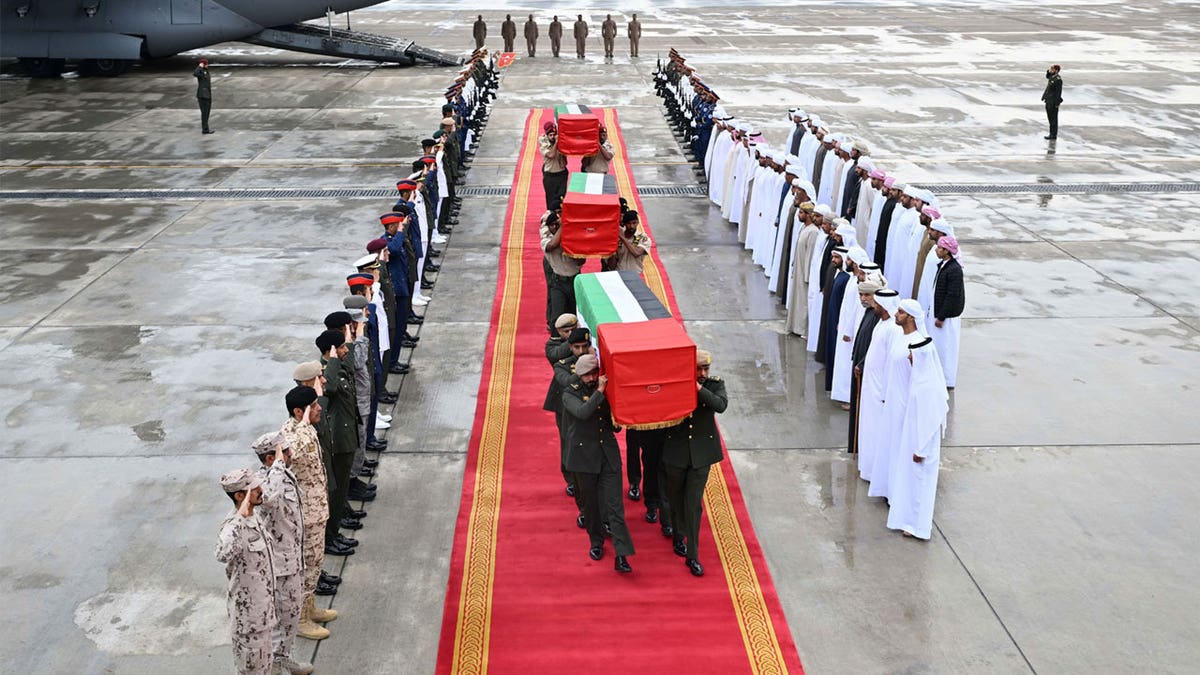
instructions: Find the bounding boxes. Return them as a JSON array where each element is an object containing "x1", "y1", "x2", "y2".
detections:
[
  {"x1": 450, "y1": 109, "x2": 541, "y2": 675},
  {"x1": 604, "y1": 107, "x2": 790, "y2": 675}
]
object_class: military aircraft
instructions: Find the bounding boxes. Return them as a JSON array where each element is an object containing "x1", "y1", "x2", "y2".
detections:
[{"x1": 1, "y1": 0, "x2": 461, "y2": 77}]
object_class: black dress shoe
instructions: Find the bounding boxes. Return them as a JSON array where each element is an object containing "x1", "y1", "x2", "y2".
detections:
[
  {"x1": 424, "y1": 263, "x2": 441, "y2": 272},
  {"x1": 343, "y1": 506, "x2": 367, "y2": 519},
  {"x1": 1044, "y1": 135, "x2": 1056, "y2": 140},
  {"x1": 315, "y1": 580, "x2": 338, "y2": 596},
  {"x1": 357, "y1": 467, "x2": 375, "y2": 478},
  {"x1": 377, "y1": 393, "x2": 398, "y2": 404},
  {"x1": 614, "y1": 556, "x2": 632, "y2": 574},
  {"x1": 429, "y1": 249, "x2": 442, "y2": 258},
  {"x1": 320, "y1": 571, "x2": 342, "y2": 585},
  {"x1": 565, "y1": 483, "x2": 576, "y2": 497},
  {"x1": 339, "y1": 516, "x2": 363, "y2": 530},
  {"x1": 645, "y1": 509, "x2": 658, "y2": 524},
  {"x1": 403, "y1": 333, "x2": 420, "y2": 342},
  {"x1": 389, "y1": 364, "x2": 411, "y2": 375},
  {"x1": 350, "y1": 477, "x2": 375, "y2": 492},
  {"x1": 324, "y1": 540, "x2": 355, "y2": 556},
  {"x1": 402, "y1": 339, "x2": 419, "y2": 348},
  {"x1": 686, "y1": 559, "x2": 705, "y2": 577},
  {"x1": 366, "y1": 440, "x2": 388, "y2": 451},
  {"x1": 363, "y1": 458, "x2": 379, "y2": 469},
  {"x1": 335, "y1": 533, "x2": 358, "y2": 547},
  {"x1": 661, "y1": 525, "x2": 674, "y2": 538},
  {"x1": 202, "y1": 129, "x2": 215, "y2": 134},
  {"x1": 348, "y1": 485, "x2": 376, "y2": 502},
  {"x1": 627, "y1": 486, "x2": 641, "y2": 501},
  {"x1": 421, "y1": 280, "x2": 435, "y2": 290},
  {"x1": 589, "y1": 546, "x2": 603, "y2": 561},
  {"x1": 576, "y1": 514, "x2": 586, "y2": 529},
  {"x1": 673, "y1": 540, "x2": 687, "y2": 557}
]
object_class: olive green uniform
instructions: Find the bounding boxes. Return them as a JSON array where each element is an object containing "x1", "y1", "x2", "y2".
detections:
[
  {"x1": 662, "y1": 377, "x2": 727, "y2": 561},
  {"x1": 562, "y1": 375, "x2": 635, "y2": 556},
  {"x1": 320, "y1": 354, "x2": 359, "y2": 543}
]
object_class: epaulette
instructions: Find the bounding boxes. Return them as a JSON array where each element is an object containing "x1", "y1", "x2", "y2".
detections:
[
  {"x1": 570, "y1": 383, "x2": 580, "y2": 390},
  {"x1": 709, "y1": 376, "x2": 721, "y2": 382},
  {"x1": 557, "y1": 358, "x2": 569, "y2": 365}
]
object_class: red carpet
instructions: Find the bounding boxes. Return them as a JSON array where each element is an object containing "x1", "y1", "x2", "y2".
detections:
[{"x1": 436, "y1": 108, "x2": 804, "y2": 675}]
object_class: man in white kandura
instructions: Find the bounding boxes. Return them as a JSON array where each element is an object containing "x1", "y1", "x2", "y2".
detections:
[{"x1": 886, "y1": 334, "x2": 948, "y2": 540}]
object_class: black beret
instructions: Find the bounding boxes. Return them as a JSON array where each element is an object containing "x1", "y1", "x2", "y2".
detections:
[
  {"x1": 324, "y1": 311, "x2": 353, "y2": 330},
  {"x1": 315, "y1": 329, "x2": 345, "y2": 353},
  {"x1": 621, "y1": 210, "x2": 639, "y2": 224},
  {"x1": 568, "y1": 327, "x2": 591, "y2": 344},
  {"x1": 285, "y1": 385, "x2": 318, "y2": 414},
  {"x1": 421, "y1": 138, "x2": 437, "y2": 147}
]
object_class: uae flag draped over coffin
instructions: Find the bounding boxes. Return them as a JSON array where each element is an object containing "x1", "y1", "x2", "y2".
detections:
[
  {"x1": 561, "y1": 173, "x2": 621, "y2": 258},
  {"x1": 574, "y1": 271, "x2": 697, "y2": 429},
  {"x1": 554, "y1": 104, "x2": 601, "y2": 156}
]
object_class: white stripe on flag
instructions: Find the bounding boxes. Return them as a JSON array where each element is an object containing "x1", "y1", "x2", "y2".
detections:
[
  {"x1": 595, "y1": 272, "x2": 648, "y2": 323},
  {"x1": 584, "y1": 173, "x2": 605, "y2": 193}
]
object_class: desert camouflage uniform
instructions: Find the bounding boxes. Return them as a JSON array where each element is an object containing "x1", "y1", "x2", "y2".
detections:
[
  {"x1": 280, "y1": 418, "x2": 328, "y2": 603},
  {"x1": 256, "y1": 460, "x2": 304, "y2": 661},
  {"x1": 216, "y1": 509, "x2": 277, "y2": 674}
]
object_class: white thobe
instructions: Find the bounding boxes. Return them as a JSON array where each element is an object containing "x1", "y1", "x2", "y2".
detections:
[
  {"x1": 752, "y1": 173, "x2": 785, "y2": 267},
  {"x1": 886, "y1": 346, "x2": 948, "y2": 539},
  {"x1": 707, "y1": 130, "x2": 732, "y2": 200},
  {"x1": 816, "y1": 152, "x2": 839, "y2": 207},
  {"x1": 832, "y1": 159, "x2": 852, "y2": 215},
  {"x1": 798, "y1": 134, "x2": 819, "y2": 182},
  {"x1": 370, "y1": 283, "x2": 390, "y2": 361},
  {"x1": 892, "y1": 217, "x2": 926, "y2": 301},
  {"x1": 786, "y1": 225, "x2": 820, "y2": 334},
  {"x1": 743, "y1": 166, "x2": 772, "y2": 253},
  {"x1": 868, "y1": 328, "x2": 921, "y2": 498},
  {"x1": 857, "y1": 320, "x2": 902, "y2": 481},
  {"x1": 830, "y1": 277, "x2": 862, "y2": 403},
  {"x1": 805, "y1": 235, "x2": 829, "y2": 353},
  {"x1": 723, "y1": 145, "x2": 750, "y2": 223},
  {"x1": 704, "y1": 126, "x2": 722, "y2": 178},
  {"x1": 884, "y1": 208, "x2": 918, "y2": 287},
  {"x1": 853, "y1": 184, "x2": 877, "y2": 247}
]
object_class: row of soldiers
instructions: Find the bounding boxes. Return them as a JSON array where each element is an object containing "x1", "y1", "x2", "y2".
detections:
[
  {"x1": 473, "y1": 13, "x2": 643, "y2": 58},
  {"x1": 654, "y1": 50, "x2": 720, "y2": 170},
  {"x1": 657, "y1": 57, "x2": 962, "y2": 540},
  {"x1": 213, "y1": 61, "x2": 498, "y2": 675},
  {"x1": 542, "y1": 317, "x2": 729, "y2": 578}
]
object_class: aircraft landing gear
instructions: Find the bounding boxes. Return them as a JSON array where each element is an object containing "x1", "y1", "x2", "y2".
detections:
[
  {"x1": 17, "y1": 58, "x2": 66, "y2": 78},
  {"x1": 79, "y1": 59, "x2": 133, "y2": 77}
]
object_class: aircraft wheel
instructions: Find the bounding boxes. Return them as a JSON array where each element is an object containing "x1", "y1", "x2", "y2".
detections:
[
  {"x1": 79, "y1": 59, "x2": 133, "y2": 77},
  {"x1": 17, "y1": 58, "x2": 66, "y2": 78}
]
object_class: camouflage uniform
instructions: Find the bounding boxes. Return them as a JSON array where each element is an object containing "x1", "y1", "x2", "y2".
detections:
[
  {"x1": 280, "y1": 418, "x2": 328, "y2": 604},
  {"x1": 216, "y1": 509, "x2": 277, "y2": 674},
  {"x1": 255, "y1": 460, "x2": 304, "y2": 662}
]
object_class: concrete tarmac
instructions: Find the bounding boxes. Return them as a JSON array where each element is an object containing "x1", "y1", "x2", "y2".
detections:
[{"x1": 2, "y1": 2, "x2": 1198, "y2": 674}]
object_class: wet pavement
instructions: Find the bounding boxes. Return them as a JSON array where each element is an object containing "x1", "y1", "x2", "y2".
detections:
[{"x1": 2, "y1": 2, "x2": 1198, "y2": 673}]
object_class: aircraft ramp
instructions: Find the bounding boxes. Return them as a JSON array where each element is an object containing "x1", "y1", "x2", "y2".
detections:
[{"x1": 245, "y1": 23, "x2": 463, "y2": 67}]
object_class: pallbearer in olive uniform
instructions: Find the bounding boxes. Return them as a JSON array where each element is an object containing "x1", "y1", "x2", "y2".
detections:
[
  {"x1": 662, "y1": 349, "x2": 727, "y2": 577},
  {"x1": 216, "y1": 468, "x2": 275, "y2": 675},
  {"x1": 549, "y1": 16, "x2": 563, "y2": 57},
  {"x1": 193, "y1": 58, "x2": 213, "y2": 134},
  {"x1": 627, "y1": 14, "x2": 642, "y2": 57},
  {"x1": 543, "y1": 316, "x2": 581, "y2": 502},
  {"x1": 562, "y1": 354, "x2": 635, "y2": 573},
  {"x1": 524, "y1": 14, "x2": 538, "y2": 57}
]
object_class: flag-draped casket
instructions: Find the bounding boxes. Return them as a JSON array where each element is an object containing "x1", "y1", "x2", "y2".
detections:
[
  {"x1": 554, "y1": 104, "x2": 600, "y2": 156},
  {"x1": 574, "y1": 271, "x2": 697, "y2": 429},
  {"x1": 561, "y1": 173, "x2": 621, "y2": 258}
]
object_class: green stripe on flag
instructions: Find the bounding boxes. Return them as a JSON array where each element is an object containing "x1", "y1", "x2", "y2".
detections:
[
  {"x1": 574, "y1": 274, "x2": 622, "y2": 328},
  {"x1": 567, "y1": 173, "x2": 587, "y2": 192}
]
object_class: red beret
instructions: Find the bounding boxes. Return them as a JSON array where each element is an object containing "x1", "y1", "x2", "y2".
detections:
[
  {"x1": 366, "y1": 238, "x2": 387, "y2": 253},
  {"x1": 543, "y1": 121, "x2": 556, "y2": 132}
]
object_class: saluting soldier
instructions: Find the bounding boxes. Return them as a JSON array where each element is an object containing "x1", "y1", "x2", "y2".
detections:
[
  {"x1": 1041, "y1": 64, "x2": 1063, "y2": 140},
  {"x1": 662, "y1": 349, "x2": 728, "y2": 577},
  {"x1": 601, "y1": 14, "x2": 618, "y2": 58},
  {"x1": 562, "y1": 354, "x2": 635, "y2": 573},
  {"x1": 193, "y1": 58, "x2": 214, "y2": 134},
  {"x1": 251, "y1": 433, "x2": 314, "y2": 675},
  {"x1": 315, "y1": 329, "x2": 362, "y2": 556},
  {"x1": 524, "y1": 14, "x2": 539, "y2": 57},
  {"x1": 472, "y1": 14, "x2": 487, "y2": 49},
  {"x1": 573, "y1": 15, "x2": 589, "y2": 58},
  {"x1": 627, "y1": 14, "x2": 642, "y2": 57},
  {"x1": 278, "y1": 384, "x2": 339, "y2": 639},
  {"x1": 501, "y1": 14, "x2": 517, "y2": 53},
  {"x1": 549, "y1": 16, "x2": 564, "y2": 57},
  {"x1": 216, "y1": 468, "x2": 275, "y2": 675}
]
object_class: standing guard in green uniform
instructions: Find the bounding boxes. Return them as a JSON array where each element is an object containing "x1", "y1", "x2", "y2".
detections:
[
  {"x1": 194, "y1": 59, "x2": 213, "y2": 134},
  {"x1": 662, "y1": 349, "x2": 727, "y2": 577}
]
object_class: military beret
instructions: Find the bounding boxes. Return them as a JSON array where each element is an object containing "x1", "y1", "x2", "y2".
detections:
[
  {"x1": 347, "y1": 273, "x2": 374, "y2": 288},
  {"x1": 433, "y1": 130, "x2": 445, "y2": 139},
  {"x1": 220, "y1": 468, "x2": 262, "y2": 494},
  {"x1": 696, "y1": 349, "x2": 713, "y2": 366},
  {"x1": 315, "y1": 330, "x2": 345, "y2": 353},
  {"x1": 555, "y1": 313, "x2": 578, "y2": 329},
  {"x1": 567, "y1": 327, "x2": 591, "y2": 344},
  {"x1": 391, "y1": 202, "x2": 413, "y2": 216},
  {"x1": 575, "y1": 354, "x2": 598, "y2": 376},
  {"x1": 366, "y1": 238, "x2": 387, "y2": 253},
  {"x1": 396, "y1": 179, "x2": 418, "y2": 191},
  {"x1": 411, "y1": 159, "x2": 425, "y2": 174},
  {"x1": 324, "y1": 311, "x2": 353, "y2": 330},
  {"x1": 292, "y1": 361, "x2": 322, "y2": 382},
  {"x1": 421, "y1": 138, "x2": 437, "y2": 147},
  {"x1": 285, "y1": 385, "x2": 318, "y2": 414},
  {"x1": 343, "y1": 295, "x2": 369, "y2": 310}
]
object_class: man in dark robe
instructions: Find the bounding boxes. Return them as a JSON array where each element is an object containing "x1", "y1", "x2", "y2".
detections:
[
  {"x1": 821, "y1": 249, "x2": 852, "y2": 389},
  {"x1": 813, "y1": 226, "x2": 843, "y2": 364},
  {"x1": 873, "y1": 182, "x2": 900, "y2": 271},
  {"x1": 788, "y1": 113, "x2": 806, "y2": 155},
  {"x1": 847, "y1": 279, "x2": 884, "y2": 452},
  {"x1": 810, "y1": 134, "x2": 830, "y2": 197},
  {"x1": 840, "y1": 142, "x2": 867, "y2": 219}
]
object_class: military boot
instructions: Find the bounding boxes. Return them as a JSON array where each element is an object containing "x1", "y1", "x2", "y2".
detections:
[
  {"x1": 309, "y1": 596, "x2": 339, "y2": 623},
  {"x1": 281, "y1": 656, "x2": 315, "y2": 674},
  {"x1": 298, "y1": 598, "x2": 330, "y2": 640}
]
